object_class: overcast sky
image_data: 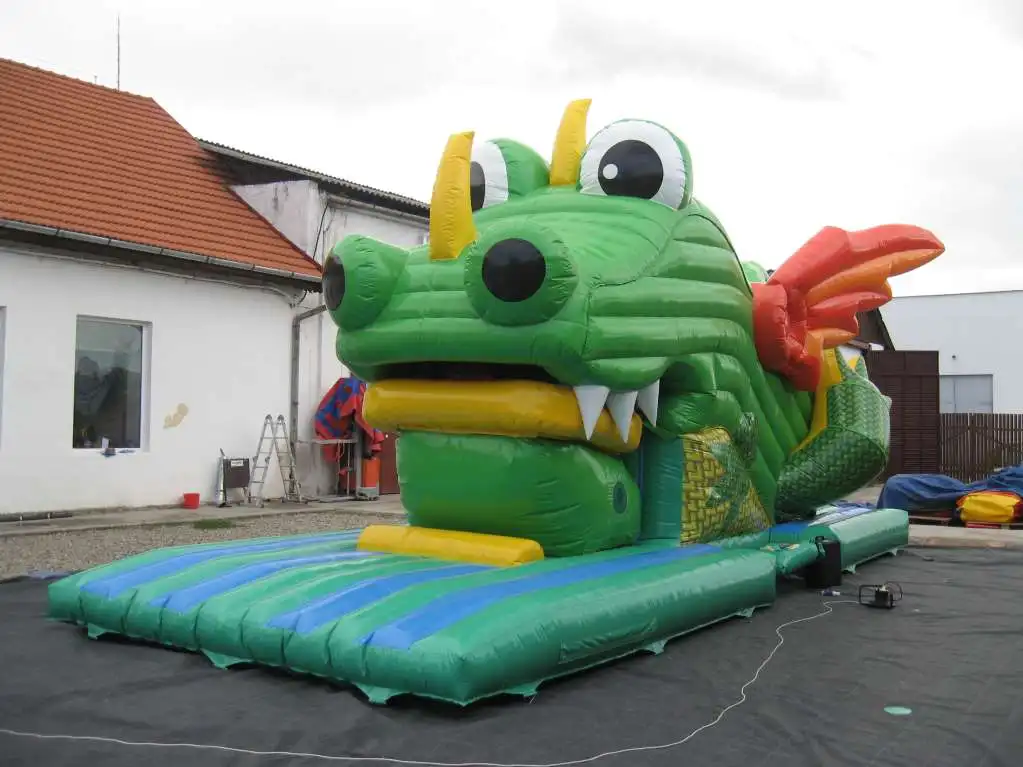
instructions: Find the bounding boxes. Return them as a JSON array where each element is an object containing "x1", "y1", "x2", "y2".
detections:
[{"x1": 3, "y1": 0, "x2": 1022, "y2": 296}]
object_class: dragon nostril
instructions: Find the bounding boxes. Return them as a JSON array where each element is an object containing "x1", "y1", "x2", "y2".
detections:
[
  {"x1": 482, "y1": 238, "x2": 547, "y2": 303},
  {"x1": 323, "y1": 256, "x2": 346, "y2": 311}
]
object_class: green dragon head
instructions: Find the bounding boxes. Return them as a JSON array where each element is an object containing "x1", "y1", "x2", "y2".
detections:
[{"x1": 324, "y1": 99, "x2": 759, "y2": 451}]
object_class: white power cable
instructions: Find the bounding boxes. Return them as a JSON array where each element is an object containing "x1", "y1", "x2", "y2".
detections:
[{"x1": 0, "y1": 600, "x2": 858, "y2": 766}]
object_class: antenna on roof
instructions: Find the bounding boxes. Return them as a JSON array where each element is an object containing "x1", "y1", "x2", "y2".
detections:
[{"x1": 116, "y1": 13, "x2": 121, "y2": 89}]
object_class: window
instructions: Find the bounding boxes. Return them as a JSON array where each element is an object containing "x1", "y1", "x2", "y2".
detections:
[
  {"x1": 73, "y1": 317, "x2": 147, "y2": 449},
  {"x1": 940, "y1": 374, "x2": 993, "y2": 414}
]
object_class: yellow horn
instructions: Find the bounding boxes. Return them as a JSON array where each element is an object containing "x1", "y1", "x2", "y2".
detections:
[
  {"x1": 429, "y1": 131, "x2": 478, "y2": 261},
  {"x1": 549, "y1": 98, "x2": 591, "y2": 186}
]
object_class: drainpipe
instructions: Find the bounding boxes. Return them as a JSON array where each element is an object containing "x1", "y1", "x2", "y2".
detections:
[{"x1": 290, "y1": 303, "x2": 328, "y2": 449}]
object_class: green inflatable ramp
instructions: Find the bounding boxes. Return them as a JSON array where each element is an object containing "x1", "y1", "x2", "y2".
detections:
[
  {"x1": 769, "y1": 505, "x2": 909, "y2": 572},
  {"x1": 48, "y1": 535, "x2": 776, "y2": 705}
]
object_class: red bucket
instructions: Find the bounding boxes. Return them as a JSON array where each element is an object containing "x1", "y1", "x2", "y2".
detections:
[{"x1": 182, "y1": 492, "x2": 201, "y2": 510}]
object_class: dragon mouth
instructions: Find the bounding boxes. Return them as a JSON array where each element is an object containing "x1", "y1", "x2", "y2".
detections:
[
  {"x1": 377, "y1": 362, "x2": 559, "y2": 385},
  {"x1": 363, "y1": 362, "x2": 657, "y2": 455}
]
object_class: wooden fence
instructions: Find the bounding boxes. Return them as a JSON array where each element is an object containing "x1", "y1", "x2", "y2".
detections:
[
  {"x1": 940, "y1": 413, "x2": 1023, "y2": 482},
  {"x1": 866, "y1": 350, "x2": 941, "y2": 478}
]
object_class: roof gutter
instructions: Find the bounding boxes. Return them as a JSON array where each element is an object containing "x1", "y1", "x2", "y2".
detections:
[
  {"x1": 846, "y1": 339, "x2": 885, "y2": 352},
  {"x1": 0, "y1": 218, "x2": 323, "y2": 287},
  {"x1": 199, "y1": 139, "x2": 430, "y2": 217},
  {"x1": 326, "y1": 194, "x2": 429, "y2": 228},
  {"x1": 290, "y1": 302, "x2": 329, "y2": 450}
]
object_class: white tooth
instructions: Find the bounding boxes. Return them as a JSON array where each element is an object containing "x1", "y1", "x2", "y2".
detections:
[
  {"x1": 607, "y1": 391, "x2": 638, "y2": 442},
  {"x1": 637, "y1": 379, "x2": 660, "y2": 427},
  {"x1": 573, "y1": 385, "x2": 610, "y2": 439}
]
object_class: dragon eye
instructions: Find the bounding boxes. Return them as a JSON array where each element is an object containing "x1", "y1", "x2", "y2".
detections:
[
  {"x1": 469, "y1": 140, "x2": 510, "y2": 212},
  {"x1": 463, "y1": 221, "x2": 577, "y2": 327},
  {"x1": 481, "y1": 238, "x2": 547, "y2": 303},
  {"x1": 579, "y1": 119, "x2": 690, "y2": 209},
  {"x1": 323, "y1": 254, "x2": 346, "y2": 311}
]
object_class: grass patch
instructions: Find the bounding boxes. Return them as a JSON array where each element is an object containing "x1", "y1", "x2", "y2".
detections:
[{"x1": 192, "y1": 518, "x2": 237, "y2": 530}]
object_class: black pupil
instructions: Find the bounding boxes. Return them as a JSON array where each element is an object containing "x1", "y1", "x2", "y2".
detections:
[
  {"x1": 598, "y1": 139, "x2": 663, "y2": 200},
  {"x1": 470, "y1": 161, "x2": 486, "y2": 212},
  {"x1": 481, "y1": 238, "x2": 546, "y2": 303},
  {"x1": 323, "y1": 256, "x2": 345, "y2": 311}
]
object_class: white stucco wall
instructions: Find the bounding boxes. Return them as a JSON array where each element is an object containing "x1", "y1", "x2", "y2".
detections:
[
  {"x1": 0, "y1": 242, "x2": 295, "y2": 515},
  {"x1": 235, "y1": 179, "x2": 428, "y2": 496},
  {"x1": 320, "y1": 205, "x2": 428, "y2": 254},
  {"x1": 883, "y1": 290, "x2": 1023, "y2": 412},
  {"x1": 232, "y1": 181, "x2": 429, "y2": 267},
  {"x1": 232, "y1": 179, "x2": 322, "y2": 255}
]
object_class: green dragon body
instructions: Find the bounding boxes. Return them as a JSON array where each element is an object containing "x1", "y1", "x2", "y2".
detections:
[{"x1": 324, "y1": 100, "x2": 943, "y2": 557}]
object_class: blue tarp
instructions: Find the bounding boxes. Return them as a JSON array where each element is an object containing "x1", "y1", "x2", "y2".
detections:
[{"x1": 878, "y1": 465, "x2": 1023, "y2": 512}]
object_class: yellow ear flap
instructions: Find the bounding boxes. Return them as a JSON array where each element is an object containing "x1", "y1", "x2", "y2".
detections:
[
  {"x1": 429, "y1": 131, "x2": 478, "y2": 261},
  {"x1": 549, "y1": 99, "x2": 591, "y2": 186}
]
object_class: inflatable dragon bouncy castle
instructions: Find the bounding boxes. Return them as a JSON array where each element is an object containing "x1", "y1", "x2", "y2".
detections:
[{"x1": 48, "y1": 100, "x2": 944, "y2": 705}]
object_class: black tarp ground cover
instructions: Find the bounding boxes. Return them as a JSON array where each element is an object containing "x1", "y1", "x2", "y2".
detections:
[{"x1": 1, "y1": 548, "x2": 1021, "y2": 767}]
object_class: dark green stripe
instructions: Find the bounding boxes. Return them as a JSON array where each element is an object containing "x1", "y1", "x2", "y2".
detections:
[
  {"x1": 196, "y1": 556, "x2": 441, "y2": 664},
  {"x1": 51, "y1": 530, "x2": 359, "y2": 598},
  {"x1": 283, "y1": 543, "x2": 679, "y2": 679},
  {"x1": 419, "y1": 547, "x2": 769, "y2": 653},
  {"x1": 75, "y1": 540, "x2": 360, "y2": 632}
]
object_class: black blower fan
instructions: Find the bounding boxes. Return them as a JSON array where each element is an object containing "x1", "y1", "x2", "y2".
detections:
[{"x1": 858, "y1": 582, "x2": 903, "y2": 609}]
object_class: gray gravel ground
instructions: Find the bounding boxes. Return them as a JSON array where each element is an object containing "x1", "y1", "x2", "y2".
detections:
[
  {"x1": 0, "y1": 512, "x2": 400, "y2": 580},
  {"x1": 0, "y1": 487, "x2": 886, "y2": 580}
]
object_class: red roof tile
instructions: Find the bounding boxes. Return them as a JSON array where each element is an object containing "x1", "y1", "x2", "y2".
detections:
[{"x1": 0, "y1": 58, "x2": 321, "y2": 279}]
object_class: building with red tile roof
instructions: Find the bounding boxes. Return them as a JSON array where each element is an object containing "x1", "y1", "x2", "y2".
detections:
[
  {"x1": 0, "y1": 57, "x2": 321, "y2": 285},
  {"x1": 0, "y1": 58, "x2": 428, "y2": 516}
]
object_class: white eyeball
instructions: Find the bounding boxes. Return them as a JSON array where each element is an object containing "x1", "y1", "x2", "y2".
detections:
[
  {"x1": 580, "y1": 120, "x2": 689, "y2": 209},
  {"x1": 469, "y1": 140, "x2": 510, "y2": 211}
]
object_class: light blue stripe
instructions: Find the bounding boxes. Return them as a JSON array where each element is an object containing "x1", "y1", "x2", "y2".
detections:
[
  {"x1": 364, "y1": 545, "x2": 719, "y2": 650},
  {"x1": 268, "y1": 563, "x2": 490, "y2": 635},
  {"x1": 153, "y1": 552, "x2": 375, "y2": 613},
  {"x1": 812, "y1": 505, "x2": 876, "y2": 526},
  {"x1": 772, "y1": 505, "x2": 875, "y2": 534},
  {"x1": 81, "y1": 532, "x2": 359, "y2": 598}
]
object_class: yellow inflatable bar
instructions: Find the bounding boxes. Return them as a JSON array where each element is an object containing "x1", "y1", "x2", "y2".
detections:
[
  {"x1": 357, "y1": 525, "x2": 544, "y2": 567},
  {"x1": 363, "y1": 379, "x2": 642, "y2": 454}
]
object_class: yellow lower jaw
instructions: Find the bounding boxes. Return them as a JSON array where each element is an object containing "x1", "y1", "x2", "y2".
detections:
[{"x1": 363, "y1": 379, "x2": 642, "y2": 454}]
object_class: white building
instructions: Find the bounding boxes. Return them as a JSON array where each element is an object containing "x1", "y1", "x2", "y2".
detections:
[
  {"x1": 882, "y1": 291, "x2": 1022, "y2": 413},
  {"x1": 200, "y1": 141, "x2": 429, "y2": 496},
  {"x1": 0, "y1": 58, "x2": 426, "y2": 517}
]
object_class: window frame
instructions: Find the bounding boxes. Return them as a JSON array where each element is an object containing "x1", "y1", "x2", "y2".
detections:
[{"x1": 72, "y1": 315, "x2": 152, "y2": 453}]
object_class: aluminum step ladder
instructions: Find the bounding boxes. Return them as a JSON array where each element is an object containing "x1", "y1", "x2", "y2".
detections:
[{"x1": 247, "y1": 414, "x2": 304, "y2": 506}]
